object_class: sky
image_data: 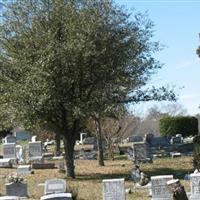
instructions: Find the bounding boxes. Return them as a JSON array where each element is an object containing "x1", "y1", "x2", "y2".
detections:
[{"x1": 115, "y1": 0, "x2": 200, "y2": 116}]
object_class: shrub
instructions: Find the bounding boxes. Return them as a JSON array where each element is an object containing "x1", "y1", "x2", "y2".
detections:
[{"x1": 159, "y1": 116, "x2": 198, "y2": 137}]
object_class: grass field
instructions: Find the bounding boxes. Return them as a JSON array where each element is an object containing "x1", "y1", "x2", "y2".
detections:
[{"x1": 0, "y1": 156, "x2": 194, "y2": 200}]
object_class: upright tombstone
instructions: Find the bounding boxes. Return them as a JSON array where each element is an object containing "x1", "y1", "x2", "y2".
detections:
[
  {"x1": 5, "y1": 182, "x2": 28, "y2": 197},
  {"x1": 190, "y1": 173, "x2": 200, "y2": 200},
  {"x1": 151, "y1": 175, "x2": 173, "y2": 200},
  {"x1": 44, "y1": 179, "x2": 66, "y2": 195},
  {"x1": 17, "y1": 165, "x2": 31, "y2": 175},
  {"x1": 28, "y1": 141, "x2": 43, "y2": 162},
  {"x1": 3, "y1": 143, "x2": 16, "y2": 160},
  {"x1": 5, "y1": 136, "x2": 16, "y2": 144},
  {"x1": 132, "y1": 142, "x2": 151, "y2": 163},
  {"x1": 102, "y1": 178, "x2": 125, "y2": 200}
]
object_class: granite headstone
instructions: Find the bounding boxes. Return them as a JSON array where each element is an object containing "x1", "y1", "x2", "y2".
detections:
[
  {"x1": 151, "y1": 175, "x2": 173, "y2": 200},
  {"x1": 102, "y1": 178, "x2": 125, "y2": 200}
]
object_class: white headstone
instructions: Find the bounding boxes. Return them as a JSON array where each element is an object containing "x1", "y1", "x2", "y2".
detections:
[
  {"x1": 151, "y1": 175, "x2": 173, "y2": 200},
  {"x1": 44, "y1": 179, "x2": 66, "y2": 195},
  {"x1": 190, "y1": 173, "x2": 200, "y2": 200},
  {"x1": 0, "y1": 158, "x2": 12, "y2": 168},
  {"x1": 103, "y1": 178, "x2": 125, "y2": 200},
  {"x1": 3, "y1": 143, "x2": 16, "y2": 160},
  {"x1": 40, "y1": 193, "x2": 72, "y2": 200},
  {"x1": 0, "y1": 196, "x2": 20, "y2": 200},
  {"x1": 17, "y1": 165, "x2": 31, "y2": 175}
]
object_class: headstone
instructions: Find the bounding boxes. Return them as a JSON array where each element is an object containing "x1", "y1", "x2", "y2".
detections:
[
  {"x1": 0, "y1": 196, "x2": 20, "y2": 200},
  {"x1": 102, "y1": 178, "x2": 125, "y2": 200},
  {"x1": 57, "y1": 162, "x2": 65, "y2": 171},
  {"x1": 82, "y1": 137, "x2": 96, "y2": 145},
  {"x1": 150, "y1": 137, "x2": 170, "y2": 147},
  {"x1": 170, "y1": 136, "x2": 182, "y2": 145},
  {"x1": 5, "y1": 182, "x2": 28, "y2": 197},
  {"x1": 40, "y1": 193, "x2": 72, "y2": 200},
  {"x1": 5, "y1": 136, "x2": 16, "y2": 144},
  {"x1": 0, "y1": 158, "x2": 12, "y2": 168},
  {"x1": 127, "y1": 135, "x2": 143, "y2": 142},
  {"x1": 32, "y1": 163, "x2": 55, "y2": 169},
  {"x1": 190, "y1": 173, "x2": 200, "y2": 200},
  {"x1": 3, "y1": 143, "x2": 16, "y2": 160},
  {"x1": 132, "y1": 142, "x2": 151, "y2": 163},
  {"x1": 28, "y1": 141, "x2": 43, "y2": 162},
  {"x1": 170, "y1": 152, "x2": 182, "y2": 158},
  {"x1": 151, "y1": 175, "x2": 173, "y2": 200},
  {"x1": 44, "y1": 179, "x2": 66, "y2": 195},
  {"x1": 17, "y1": 165, "x2": 31, "y2": 175}
]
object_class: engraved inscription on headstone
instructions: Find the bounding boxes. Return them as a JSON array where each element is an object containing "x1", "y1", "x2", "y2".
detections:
[
  {"x1": 103, "y1": 178, "x2": 125, "y2": 200},
  {"x1": 151, "y1": 175, "x2": 173, "y2": 200},
  {"x1": 3, "y1": 143, "x2": 16, "y2": 159},
  {"x1": 190, "y1": 173, "x2": 200, "y2": 200},
  {"x1": 44, "y1": 179, "x2": 66, "y2": 195}
]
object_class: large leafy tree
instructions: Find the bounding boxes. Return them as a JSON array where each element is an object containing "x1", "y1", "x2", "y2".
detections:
[{"x1": 0, "y1": 0, "x2": 175, "y2": 178}]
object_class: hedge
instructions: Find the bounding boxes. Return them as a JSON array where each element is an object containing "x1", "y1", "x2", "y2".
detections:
[{"x1": 159, "y1": 116, "x2": 198, "y2": 137}]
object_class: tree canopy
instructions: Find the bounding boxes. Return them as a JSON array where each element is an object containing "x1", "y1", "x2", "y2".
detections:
[{"x1": 0, "y1": 0, "x2": 175, "y2": 177}]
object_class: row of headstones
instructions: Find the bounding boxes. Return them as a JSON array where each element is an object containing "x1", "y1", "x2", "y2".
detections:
[
  {"x1": 1, "y1": 178, "x2": 71, "y2": 200},
  {"x1": 0, "y1": 178, "x2": 125, "y2": 200},
  {"x1": 2, "y1": 174, "x2": 200, "y2": 200},
  {"x1": 0, "y1": 141, "x2": 43, "y2": 167},
  {"x1": 151, "y1": 174, "x2": 200, "y2": 200}
]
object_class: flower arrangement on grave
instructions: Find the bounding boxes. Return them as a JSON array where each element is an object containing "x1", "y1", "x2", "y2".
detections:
[{"x1": 7, "y1": 172, "x2": 24, "y2": 183}]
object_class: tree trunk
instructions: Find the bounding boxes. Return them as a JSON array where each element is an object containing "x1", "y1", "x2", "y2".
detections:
[
  {"x1": 108, "y1": 139, "x2": 114, "y2": 161},
  {"x1": 95, "y1": 116, "x2": 105, "y2": 166},
  {"x1": 55, "y1": 132, "x2": 61, "y2": 155},
  {"x1": 63, "y1": 135, "x2": 75, "y2": 178}
]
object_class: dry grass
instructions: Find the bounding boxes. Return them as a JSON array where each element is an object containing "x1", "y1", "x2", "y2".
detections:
[{"x1": 0, "y1": 156, "x2": 194, "y2": 200}]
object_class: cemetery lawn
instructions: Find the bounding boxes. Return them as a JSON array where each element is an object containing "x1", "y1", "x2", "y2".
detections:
[{"x1": 0, "y1": 156, "x2": 193, "y2": 200}]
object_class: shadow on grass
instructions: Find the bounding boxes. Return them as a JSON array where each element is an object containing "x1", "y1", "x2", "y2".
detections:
[
  {"x1": 144, "y1": 167, "x2": 194, "y2": 179},
  {"x1": 69, "y1": 172, "x2": 130, "y2": 181}
]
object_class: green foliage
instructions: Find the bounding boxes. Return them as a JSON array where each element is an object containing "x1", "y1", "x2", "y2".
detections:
[
  {"x1": 159, "y1": 116, "x2": 198, "y2": 137},
  {"x1": 0, "y1": 0, "x2": 175, "y2": 177}
]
